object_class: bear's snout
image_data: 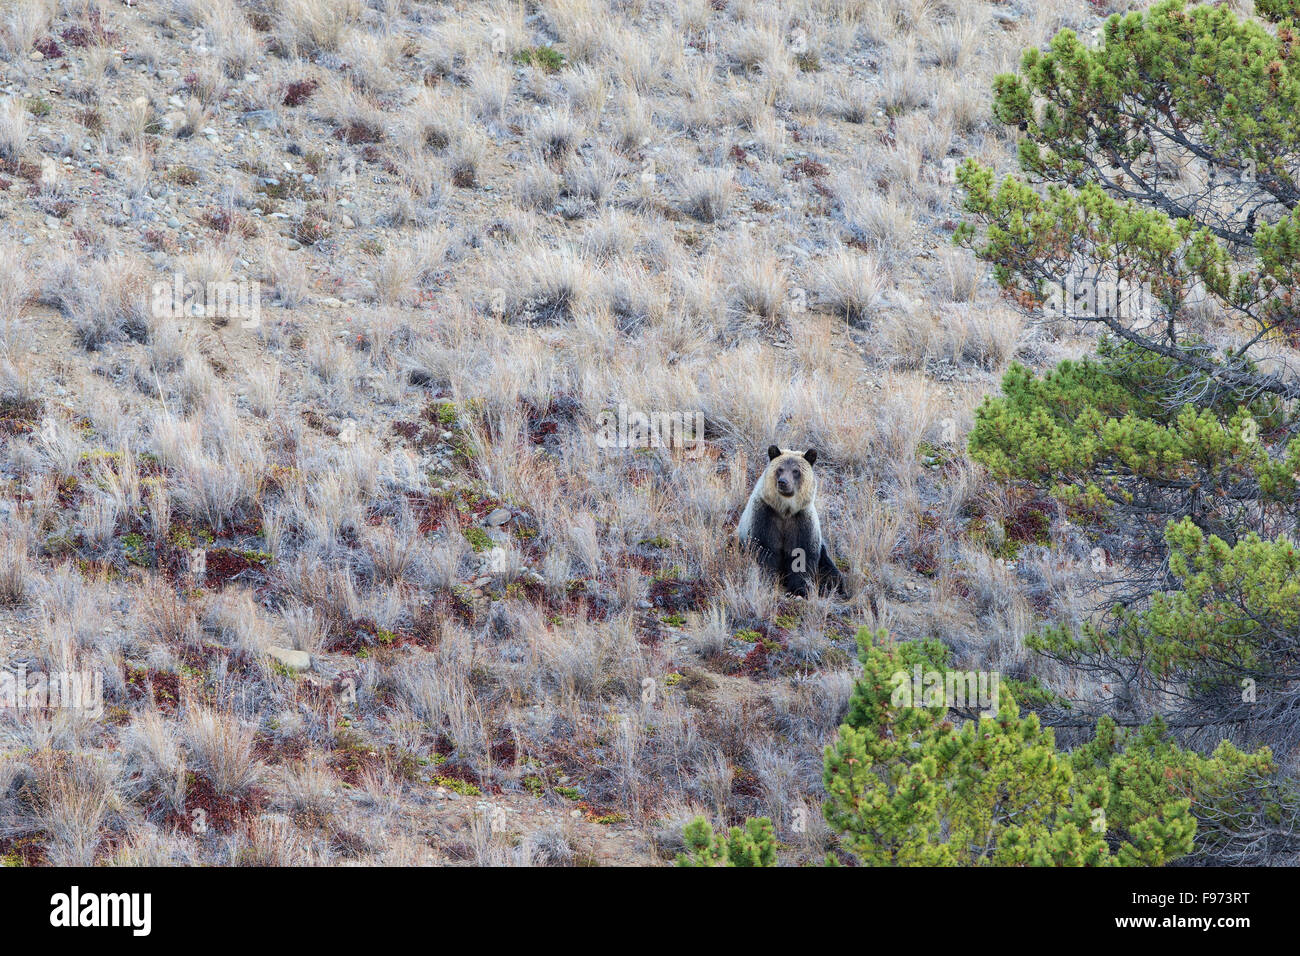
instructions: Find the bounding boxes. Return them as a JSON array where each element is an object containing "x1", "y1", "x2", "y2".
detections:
[{"x1": 776, "y1": 475, "x2": 794, "y2": 495}]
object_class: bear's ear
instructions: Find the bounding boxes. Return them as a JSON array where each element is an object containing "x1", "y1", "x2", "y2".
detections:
[
  {"x1": 767, "y1": 445, "x2": 782, "y2": 461},
  {"x1": 803, "y1": 449, "x2": 818, "y2": 467}
]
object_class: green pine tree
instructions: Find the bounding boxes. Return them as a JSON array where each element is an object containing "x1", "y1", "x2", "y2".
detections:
[
  {"x1": 955, "y1": 0, "x2": 1300, "y2": 861},
  {"x1": 820, "y1": 630, "x2": 1270, "y2": 866},
  {"x1": 676, "y1": 816, "x2": 778, "y2": 867}
]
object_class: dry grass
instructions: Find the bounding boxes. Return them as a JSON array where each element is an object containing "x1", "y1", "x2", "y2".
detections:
[
  {"x1": 816, "y1": 246, "x2": 887, "y2": 325},
  {"x1": 277, "y1": 0, "x2": 362, "y2": 55},
  {"x1": 0, "y1": 0, "x2": 53, "y2": 62},
  {"x1": 0, "y1": 96, "x2": 29, "y2": 161},
  {"x1": 0, "y1": 0, "x2": 1112, "y2": 867},
  {"x1": 183, "y1": 707, "x2": 262, "y2": 796}
]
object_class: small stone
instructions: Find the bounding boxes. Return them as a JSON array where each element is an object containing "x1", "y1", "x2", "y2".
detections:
[
  {"x1": 267, "y1": 646, "x2": 311, "y2": 671},
  {"x1": 29, "y1": 50, "x2": 43, "y2": 61},
  {"x1": 240, "y1": 109, "x2": 276, "y2": 130},
  {"x1": 485, "y1": 508, "x2": 511, "y2": 526}
]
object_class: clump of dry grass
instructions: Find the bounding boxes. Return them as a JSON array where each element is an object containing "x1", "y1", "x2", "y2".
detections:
[
  {"x1": 277, "y1": 0, "x2": 362, "y2": 55},
  {"x1": 201, "y1": 0, "x2": 259, "y2": 77},
  {"x1": 837, "y1": 187, "x2": 916, "y2": 256},
  {"x1": 23, "y1": 751, "x2": 121, "y2": 867},
  {"x1": 925, "y1": 14, "x2": 983, "y2": 72},
  {"x1": 262, "y1": 241, "x2": 313, "y2": 309},
  {"x1": 0, "y1": 96, "x2": 29, "y2": 161},
  {"x1": 149, "y1": 405, "x2": 266, "y2": 532},
  {"x1": 122, "y1": 708, "x2": 186, "y2": 811},
  {"x1": 0, "y1": 241, "x2": 34, "y2": 361},
  {"x1": 183, "y1": 707, "x2": 262, "y2": 797},
  {"x1": 0, "y1": 529, "x2": 32, "y2": 606},
  {"x1": 680, "y1": 167, "x2": 732, "y2": 223},
  {"x1": 0, "y1": 0, "x2": 53, "y2": 62},
  {"x1": 728, "y1": 244, "x2": 789, "y2": 326},
  {"x1": 880, "y1": 302, "x2": 1023, "y2": 371},
  {"x1": 816, "y1": 246, "x2": 887, "y2": 325},
  {"x1": 39, "y1": 252, "x2": 151, "y2": 350},
  {"x1": 491, "y1": 244, "x2": 594, "y2": 324}
]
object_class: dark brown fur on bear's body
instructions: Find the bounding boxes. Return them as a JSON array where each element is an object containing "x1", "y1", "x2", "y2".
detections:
[{"x1": 736, "y1": 445, "x2": 846, "y2": 598}]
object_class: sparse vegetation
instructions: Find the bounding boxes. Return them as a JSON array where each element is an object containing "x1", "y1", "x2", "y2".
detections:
[{"x1": 0, "y1": 0, "x2": 1288, "y2": 873}]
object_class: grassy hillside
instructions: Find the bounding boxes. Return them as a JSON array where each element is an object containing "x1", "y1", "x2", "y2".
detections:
[{"x1": 0, "y1": 0, "x2": 1146, "y2": 865}]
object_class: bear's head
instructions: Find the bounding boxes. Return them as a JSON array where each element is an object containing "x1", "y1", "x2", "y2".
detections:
[{"x1": 762, "y1": 445, "x2": 818, "y2": 516}]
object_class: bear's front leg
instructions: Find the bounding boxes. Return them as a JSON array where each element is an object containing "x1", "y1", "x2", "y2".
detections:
[
  {"x1": 782, "y1": 543, "x2": 814, "y2": 597},
  {"x1": 817, "y1": 545, "x2": 847, "y2": 596},
  {"x1": 782, "y1": 571, "x2": 812, "y2": 597},
  {"x1": 751, "y1": 540, "x2": 783, "y2": 577}
]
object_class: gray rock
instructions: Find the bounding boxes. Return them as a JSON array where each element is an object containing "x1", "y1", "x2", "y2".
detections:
[
  {"x1": 240, "y1": 109, "x2": 278, "y2": 128},
  {"x1": 485, "y1": 507, "x2": 512, "y2": 526}
]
